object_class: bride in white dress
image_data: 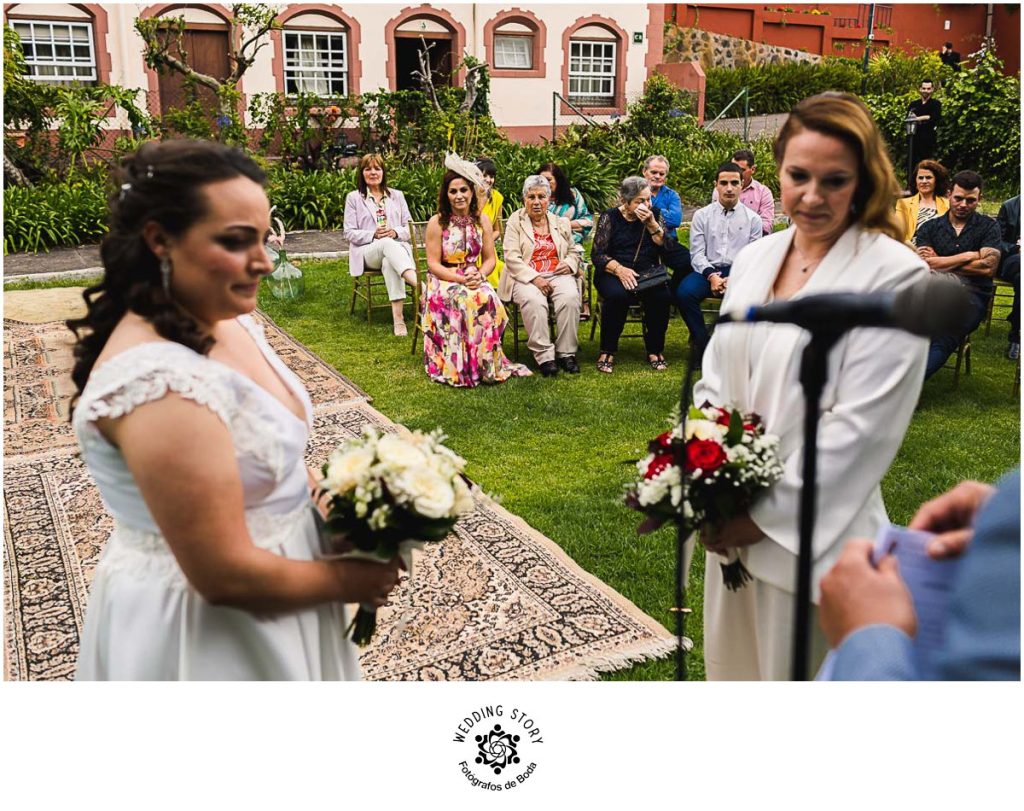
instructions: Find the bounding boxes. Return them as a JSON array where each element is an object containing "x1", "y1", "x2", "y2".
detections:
[{"x1": 68, "y1": 140, "x2": 401, "y2": 680}]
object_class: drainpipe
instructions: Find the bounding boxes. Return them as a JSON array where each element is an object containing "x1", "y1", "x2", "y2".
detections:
[
  {"x1": 985, "y1": 4, "x2": 994, "y2": 39},
  {"x1": 860, "y1": 4, "x2": 876, "y2": 95}
]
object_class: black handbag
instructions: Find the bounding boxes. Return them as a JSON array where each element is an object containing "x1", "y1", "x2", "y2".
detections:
[{"x1": 630, "y1": 227, "x2": 670, "y2": 292}]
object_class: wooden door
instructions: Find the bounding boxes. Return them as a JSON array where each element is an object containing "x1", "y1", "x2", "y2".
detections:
[{"x1": 157, "y1": 28, "x2": 230, "y2": 118}]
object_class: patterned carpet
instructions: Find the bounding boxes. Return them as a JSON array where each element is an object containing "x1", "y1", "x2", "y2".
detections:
[{"x1": 3, "y1": 313, "x2": 675, "y2": 680}]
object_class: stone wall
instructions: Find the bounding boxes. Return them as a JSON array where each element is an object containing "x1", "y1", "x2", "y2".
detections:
[{"x1": 662, "y1": 24, "x2": 822, "y2": 71}]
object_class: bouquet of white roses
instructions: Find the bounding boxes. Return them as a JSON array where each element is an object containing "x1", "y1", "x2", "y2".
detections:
[
  {"x1": 318, "y1": 426, "x2": 475, "y2": 644},
  {"x1": 626, "y1": 402, "x2": 784, "y2": 590}
]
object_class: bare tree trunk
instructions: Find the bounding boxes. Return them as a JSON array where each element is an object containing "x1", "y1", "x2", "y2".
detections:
[
  {"x1": 4, "y1": 152, "x2": 31, "y2": 187},
  {"x1": 460, "y1": 64, "x2": 484, "y2": 114},
  {"x1": 413, "y1": 36, "x2": 442, "y2": 111}
]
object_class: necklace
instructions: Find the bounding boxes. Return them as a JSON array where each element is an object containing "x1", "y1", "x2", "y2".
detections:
[{"x1": 791, "y1": 242, "x2": 827, "y2": 274}]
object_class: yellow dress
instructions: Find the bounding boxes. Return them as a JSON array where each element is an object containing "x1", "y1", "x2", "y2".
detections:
[{"x1": 479, "y1": 189, "x2": 505, "y2": 288}]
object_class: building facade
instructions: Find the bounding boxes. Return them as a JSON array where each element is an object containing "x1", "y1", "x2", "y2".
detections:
[
  {"x1": 3, "y1": 3, "x2": 668, "y2": 142},
  {"x1": 663, "y1": 4, "x2": 1020, "y2": 75}
]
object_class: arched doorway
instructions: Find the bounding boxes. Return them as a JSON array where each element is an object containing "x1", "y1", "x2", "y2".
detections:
[{"x1": 389, "y1": 11, "x2": 463, "y2": 91}]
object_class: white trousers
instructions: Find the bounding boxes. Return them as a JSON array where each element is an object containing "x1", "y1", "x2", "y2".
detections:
[
  {"x1": 702, "y1": 551, "x2": 828, "y2": 681},
  {"x1": 510, "y1": 274, "x2": 580, "y2": 364},
  {"x1": 362, "y1": 238, "x2": 415, "y2": 301}
]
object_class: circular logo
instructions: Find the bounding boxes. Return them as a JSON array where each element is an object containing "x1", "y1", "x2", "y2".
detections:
[{"x1": 453, "y1": 705, "x2": 543, "y2": 791}]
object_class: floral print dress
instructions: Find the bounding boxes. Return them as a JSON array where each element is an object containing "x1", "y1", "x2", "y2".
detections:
[{"x1": 423, "y1": 216, "x2": 531, "y2": 387}]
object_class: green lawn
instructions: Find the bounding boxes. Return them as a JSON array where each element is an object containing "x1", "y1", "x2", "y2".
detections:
[
  {"x1": 258, "y1": 258, "x2": 1019, "y2": 680},
  {"x1": 6, "y1": 260, "x2": 1018, "y2": 680}
]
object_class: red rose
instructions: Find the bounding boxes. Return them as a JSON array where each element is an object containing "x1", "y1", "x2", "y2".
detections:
[
  {"x1": 655, "y1": 430, "x2": 673, "y2": 450},
  {"x1": 715, "y1": 409, "x2": 732, "y2": 427},
  {"x1": 645, "y1": 452, "x2": 676, "y2": 480},
  {"x1": 685, "y1": 439, "x2": 727, "y2": 472}
]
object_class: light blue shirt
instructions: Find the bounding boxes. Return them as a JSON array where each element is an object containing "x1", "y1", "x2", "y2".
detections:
[{"x1": 689, "y1": 200, "x2": 762, "y2": 278}]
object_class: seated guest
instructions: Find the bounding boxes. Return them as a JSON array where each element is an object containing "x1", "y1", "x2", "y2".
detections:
[
  {"x1": 713, "y1": 149, "x2": 776, "y2": 236},
  {"x1": 344, "y1": 153, "x2": 417, "y2": 336},
  {"x1": 644, "y1": 154, "x2": 693, "y2": 288},
  {"x1": 676, "y1": 162, "x2": 762, "y2": 360},
  {"x1": 895, "y1": 159, "x2": 950, "y2": 244},
  {"x1": 476, "y1": 157, "x2": 505, "y2": 289},
  {"x1": 916, "y1": 170, "x2": 1002, "y2": 378},
  {"x1": 590, "y1": 176, "x2": 673, "y2": 373},
  {"x1": 538, "y1": 162, "x2": 593, "y2": 244},
  {"x1": 500, "y1": 175, "x2": 583, "y2": 377},
  {"x1": 643, "y1": 154, "x2": 682, "y2": 239},
  {"x1": 997, "y1": 194, "x2": 1020, "y2": 360},
  {"x1": 421, "y1": 159, "x2": 531, "y2": 387},
  {"x1": 820, "y1": 469, "x2": 1020, "y2": 680},
  {"x1": 538, "y1": 162, "x2": 594, "y2": 320}
]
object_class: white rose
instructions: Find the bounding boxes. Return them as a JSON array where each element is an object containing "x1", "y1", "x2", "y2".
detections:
[
  {"x1": 685, "y1": 419, "x2": 727, "y2": 442},
  {"x1": 323, "y1": 446, "x2": 375, "y2": 495},
  {"x1": 376, "y1": 434, "x2": 428, "y2": 471},
  {"x1": 394, "y1": 467, "x2": 456, "y2": 519},
  {"x1": 452, "y1": 475, "x2": 474, "y2": 514}
]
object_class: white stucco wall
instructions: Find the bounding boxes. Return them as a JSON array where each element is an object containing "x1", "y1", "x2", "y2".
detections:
[{"x1": 5, "y1": 3, "x2": 662, "y2": 136}]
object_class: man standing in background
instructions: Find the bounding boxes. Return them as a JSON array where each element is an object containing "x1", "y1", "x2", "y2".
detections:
[{"x1": 908, "y1": 79, "x2": 942, "y2": 162}]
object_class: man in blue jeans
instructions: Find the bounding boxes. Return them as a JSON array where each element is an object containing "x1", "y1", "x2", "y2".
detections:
[
  {"x1": 916, "y1": 170, "x2": 1002, "y2": 379},
  {"x1": 674, "y1": 162, "x2": 761, "y2": 360}
]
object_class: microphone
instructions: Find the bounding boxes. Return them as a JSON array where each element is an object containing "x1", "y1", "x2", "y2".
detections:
[{"x1": 716, "y1": 275, "x2": 971, "y2": 338}]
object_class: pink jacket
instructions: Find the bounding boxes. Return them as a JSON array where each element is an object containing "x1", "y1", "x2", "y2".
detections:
[{"x1": 343, "y1": 189, "x2": 414, "y2": 277}]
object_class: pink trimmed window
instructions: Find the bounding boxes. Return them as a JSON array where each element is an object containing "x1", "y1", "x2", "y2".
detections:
[
  {"x1": 9, "y1": 18, "x2": 97, "y2": 84},
  {"x1": 283, "y1": 28, "x2": 349, "y2": 96}
]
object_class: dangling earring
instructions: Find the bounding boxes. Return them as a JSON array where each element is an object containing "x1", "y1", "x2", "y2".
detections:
[{"x1": 160, "y1": 256, "x2": 172, "y2": 296}]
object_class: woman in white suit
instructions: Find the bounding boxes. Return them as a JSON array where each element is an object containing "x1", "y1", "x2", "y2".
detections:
[
  {"x1": 694, "y1": 93, "x2": 930, "y2": 680},
  {"x1": 344, "y1": 154, "x2": 417, "y2": 336}
]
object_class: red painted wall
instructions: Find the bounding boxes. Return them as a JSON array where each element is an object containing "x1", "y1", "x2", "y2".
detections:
[{"x1": 664, "y1": 4, "x2": 1020, "y2": 75}]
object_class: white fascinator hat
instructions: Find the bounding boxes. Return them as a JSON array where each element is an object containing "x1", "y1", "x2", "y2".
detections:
[{"x1": 444, "y1": 152, "x2": 487, "y2": 191}]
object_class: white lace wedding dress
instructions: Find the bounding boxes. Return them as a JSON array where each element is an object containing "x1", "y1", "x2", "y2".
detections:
[{"x1": 73, "y1": 315, "x2": 361, "y2": 680}]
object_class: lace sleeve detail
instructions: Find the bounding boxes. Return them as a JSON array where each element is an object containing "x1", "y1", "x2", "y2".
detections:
[
  {"x1": 590, "y1": 209, "x2": 615, "y2": 273},
  {"x1": 72, "y1": 345, "x2": 233, "y2": 441}
]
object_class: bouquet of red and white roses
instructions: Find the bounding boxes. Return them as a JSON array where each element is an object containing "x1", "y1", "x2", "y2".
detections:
[
  {"x1": 318, "y1": 426, "x2": 475, "y2": 645},
  {"x1": 626, "y1": 403, "x2": 784, "y2": 589}
]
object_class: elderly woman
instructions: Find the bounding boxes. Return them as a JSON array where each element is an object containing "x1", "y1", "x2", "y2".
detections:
[
  {"x1": 500, "y1": 175, "x2": 583, "y2": 376},
  {"x1": 695, "y1": 93, "x2": 930, "y2": 680},
  {"x1": 590, "y1": 176, "x2": 673, "y2": 373},
  {"x1": 344, "y1": 153, "x2": 417, "y2": 336},
  {"x1": 895, "y1": 159, "x2": 950, "y2": 244}
]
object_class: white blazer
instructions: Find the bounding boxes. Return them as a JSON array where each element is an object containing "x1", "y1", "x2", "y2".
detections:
[{"x1": 694, "y1": 224, "x2": 929, "y2": 598}]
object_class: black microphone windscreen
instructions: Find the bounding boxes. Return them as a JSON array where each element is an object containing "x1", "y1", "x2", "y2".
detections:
[{"x1": 895, "y1": 274, "x2": 974, "y2": 337}]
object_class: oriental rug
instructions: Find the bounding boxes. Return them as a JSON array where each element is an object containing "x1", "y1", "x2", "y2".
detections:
[{"x1": 3, "y1": 313, "x2": 675, "y2": 681}]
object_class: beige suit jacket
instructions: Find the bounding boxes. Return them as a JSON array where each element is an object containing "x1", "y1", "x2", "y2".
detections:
[{"x1": 498, "y1": 209, "x2": 582, "y2": 302}]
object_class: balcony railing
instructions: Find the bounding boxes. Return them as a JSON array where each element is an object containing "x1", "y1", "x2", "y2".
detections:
[{"x1": 833, "y1": 4, "x2": 892, "y2": 30}]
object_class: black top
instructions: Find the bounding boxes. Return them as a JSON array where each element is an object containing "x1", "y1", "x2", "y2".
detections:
[
  {"x1": 916, "y1": 211, "x2": 1002, "y2": 292},
  {"x1": 591, "y1": 206, "x2": 665, "y2": 274},
  {"x1": 940, "y1": 50, "x2": 961, "y2": 70},
  {"x1": 997, "y1": 196, "x2": 1020, "y2": 257},
  {"x1": 908, "y1": 98, "x2": 942, "y2": 138}
]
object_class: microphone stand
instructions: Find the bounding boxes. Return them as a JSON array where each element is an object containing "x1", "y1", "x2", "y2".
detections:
[
  {"x1": 792, "y1": 328, "x2": 842, "y2": 680},
  {"x1": 673, "y1": 342, "x2": 700, "y2": 681}
]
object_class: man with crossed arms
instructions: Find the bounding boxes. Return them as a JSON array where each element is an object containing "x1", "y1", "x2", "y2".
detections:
[{"x1": 915, "y1": 170, "x2": 1002, "y2": 379}]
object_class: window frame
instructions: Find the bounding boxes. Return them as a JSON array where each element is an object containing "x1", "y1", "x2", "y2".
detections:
[
  {"x1": 282, "y1": 27, "x2": 349, "y2": 98},
  {"x1": 9, "y1": 18, "x2": 97, "y2": 84},
  {"x1": 493, "y1": 32, "x2": 534, "y2": 71},
  {"x1": 567, "y1": 38, "x2": 617, "y2": 107}
]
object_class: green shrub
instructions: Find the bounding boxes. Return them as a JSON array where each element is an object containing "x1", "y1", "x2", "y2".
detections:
[
  {"x1": 265, "y1": 166, "x2": 354, "y2": 231},
  {"x1": 936, "y1": 43, "x2": 1020, "y2": 196},
  {"x1": 3, "y1": 177, "x2": 108, "y2": 254},
  {"x1": 704, "y1": 58, "x2": 862, "y2": 117}
]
